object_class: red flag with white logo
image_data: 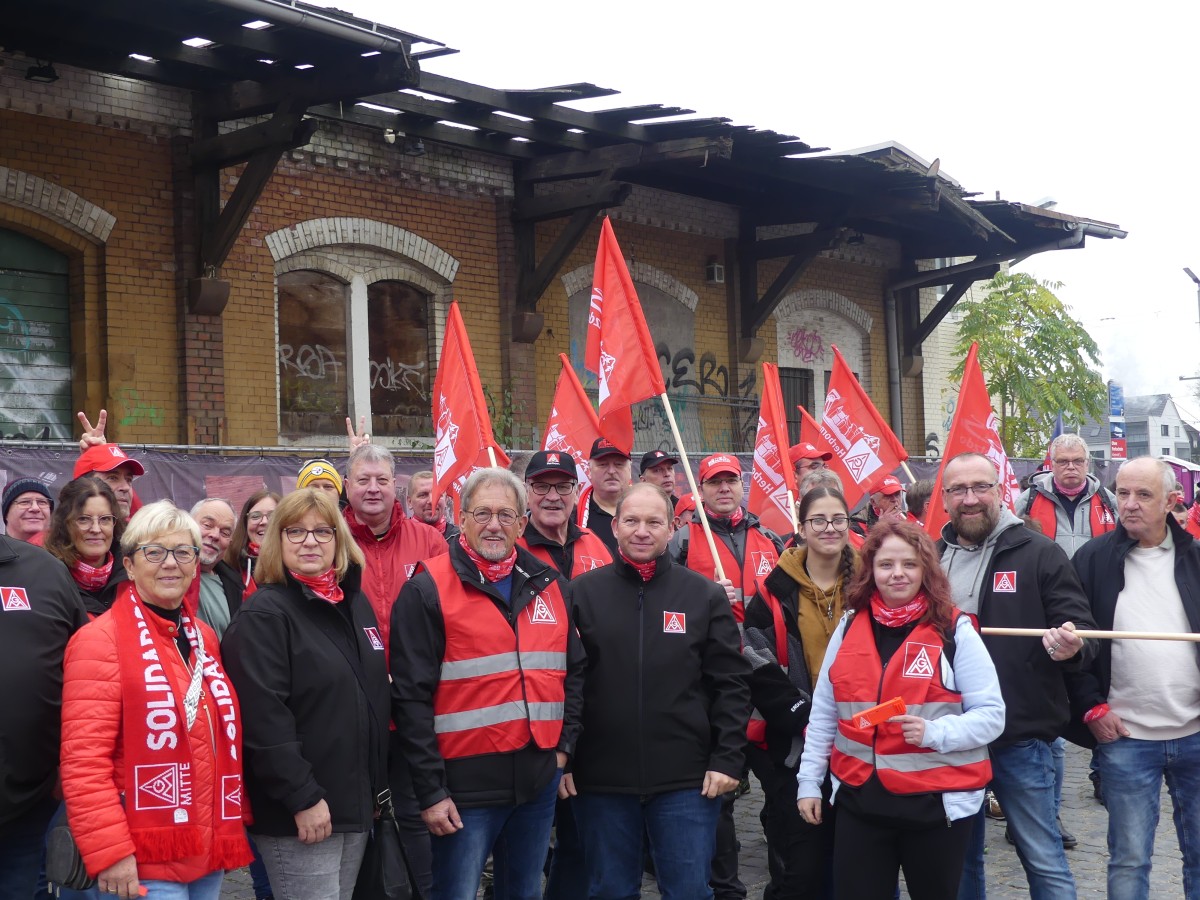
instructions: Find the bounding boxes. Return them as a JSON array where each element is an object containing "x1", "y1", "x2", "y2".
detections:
[
  {"x1": 543, "y1": 353, "x2": 602, "y2": 493},
  {"x1": 748, "y1": 364, "x2": 798, "y2": 535},
  {"x1": 818, "y1": 346, "x2": 909, "y2": 508},
  {"x1": 431, "y1": 301, "x2": 510, "y2": 515},
  {"x1": 924, "y1": 343, "x2": 1020, "y2": 538},
  {"x1": 584, "y1": 217, "x2": 665, "y2": 452}
]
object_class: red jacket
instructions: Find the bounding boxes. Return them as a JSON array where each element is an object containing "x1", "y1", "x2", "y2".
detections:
[
  {"x1": 344, "y1": 500, "x2": 448, "y2": 654},
  {"x1": 60, "y1": 610, "x2": 242, "y2": 882}
]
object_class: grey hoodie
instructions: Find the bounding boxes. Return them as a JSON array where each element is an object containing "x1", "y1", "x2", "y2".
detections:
[{"x1": 940, "y1": 507, "x2": 1024, "y2": 615}]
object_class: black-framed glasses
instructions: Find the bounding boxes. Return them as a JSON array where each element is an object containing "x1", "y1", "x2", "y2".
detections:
[
  {"x1": 466, "y1": 508, "x2": 520, "y2": 526},
  {"x1": 804, "y1": 515, "x2": 849, "y2": 532},
  {"x1": 138, "y1": 545, "x2": 199, "y2": 564},
  {"x1": 283, "y1": 526, "x2": 336, "y2": 544},
  {"x1": 75, "y1": 515, "x2": 116, "y2": 530},
  {"x1": 528, "y1": 481, "x2": 577, "y2": 496},
  {"x1": 943, "y1": 482, "x2": 997, "y2": 499}
]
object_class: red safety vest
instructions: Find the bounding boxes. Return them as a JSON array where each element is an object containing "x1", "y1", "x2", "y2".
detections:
[
  {"x1": 686, "y1": 521, "x2": 779, "y2": 622},
  {"x1": 519, "y1": 529, "x2": 613, "y2": 579},
  {"x1": 1026, "y1": 491, "x2": 1116, "y2": 541},
  {"x1": 423, "y1": 554, "x2": 569, "y2": 760},
  {"x1": 829, "y1": 612, "x2": 991, "y2": 794},
  {"x1": 746, "y1": 580, "x2": 789, "y2": 746}
]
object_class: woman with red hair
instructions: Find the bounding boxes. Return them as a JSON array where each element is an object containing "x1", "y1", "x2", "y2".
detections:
[{"x1": 796, "y1": 521, "x2": 1004, "y2": 900}]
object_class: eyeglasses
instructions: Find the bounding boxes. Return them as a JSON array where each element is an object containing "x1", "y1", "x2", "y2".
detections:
[
  {"x1": 247, "y1": 511, "x2": 273, "y2": 522},
  {"x1": 466, "y1": 508, "x2": 520, "y2": 526},
  {"x1": 12, "y1": 498, "x2": 50, "y2": 510},
  {"x1": 943, "y1": 482, "x2": 998, "y2": 499},
  {"x1": 804, "y1": 515, "x2": 849, "y2": 532},
  {"x1": 283, "y1": 526, "x2": 336, "y2": 544},
  {"x1": 797, "y1": 461, "x2": 826, "y2": 471},
  {"x1": 75, "y1": 515, "x2": 116, "y2": 530},
  {"x1": 138, "y1": 545, "x2": 199, "y2": 564},
  {"x1": 1052, "y1": 458, "x2": 1088, "y2": 469},
  {"x1": 528, "y1": 481, "x2": 577, "y2": 496}
]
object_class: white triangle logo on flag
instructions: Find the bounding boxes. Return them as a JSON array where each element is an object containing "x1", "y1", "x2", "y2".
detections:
[
  {"x1": 844, "y1": 452, "x2": 871, "y2": 482},
  {"x1": 902, "y1": 646, "x2": 935, "y2": 678},
  {"x1": 528, "y1": 594, "x2": 557, "y2": 625}
]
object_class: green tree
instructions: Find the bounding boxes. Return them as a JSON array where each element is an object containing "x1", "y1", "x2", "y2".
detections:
[{"x1": 952, "y1": 271, "x2": 1105, "y2": 458}]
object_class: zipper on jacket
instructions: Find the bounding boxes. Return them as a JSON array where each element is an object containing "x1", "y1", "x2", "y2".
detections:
[{"x1": 637, "y1": 585, "x2": 646, "y2": 793}]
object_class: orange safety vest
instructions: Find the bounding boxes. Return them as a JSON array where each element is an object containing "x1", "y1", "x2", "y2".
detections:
[
  {"x1": 829, "y1": 611, "x2": 991, "y2": 794},
  {"x1": 686, "y1": 521, "x2": 779, "y2": 622},
  {"x1": 746, "y1": 580, "x2": 789, "y2": 746},
  {"x1": 519, "y1": 529, "x2": 613, "y2": 579},
  {"x1": 1026, "y1": 491, "x2": 1116, "y2": 541},
  {"x1": 423, "y1": 554, "x2": 569, "y2": 760}
]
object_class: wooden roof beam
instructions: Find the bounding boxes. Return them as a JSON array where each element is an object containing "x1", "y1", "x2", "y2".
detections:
[{"x1": 518, "y1": 135, "x2": 732, "y2": 183}]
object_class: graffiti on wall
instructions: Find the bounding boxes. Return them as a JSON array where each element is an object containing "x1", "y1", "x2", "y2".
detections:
[
  {"x1": 786, "y1": 326, "x2": 825, "y2": 364},
  {"x1": 370, "y1": 357, "x2": 428, "y2": 400},
  {"x1": 279, "y1": 343, "x2": 344, "y2": 384}
]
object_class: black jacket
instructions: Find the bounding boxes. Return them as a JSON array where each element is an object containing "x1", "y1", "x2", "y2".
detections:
[
  {"x1": 389, "y1": 542, "x2": 585, "y2": 810},
  {"x1": 1067, "y1": 517, "x2": 1200, "y2": 747},
  {"x1": 0, "y1": 537, "x2": 88, "y2": 829},
  {"x1": 938, "y1": 523, "x2": 1096, "y2": 745},
  {"x1": 221, "y1": 565, "x2": 389, "y2": 836},
  {"x1": 568, "y1": 553, "x2": 751, "y2": 794},
  {"x1": 77, "y1": 565, "x2": 127, "y2": 618}
]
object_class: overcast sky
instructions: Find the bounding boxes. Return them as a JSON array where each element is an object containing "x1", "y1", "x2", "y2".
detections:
[{"x1": 314, "y1": 0, "x2": 1200, "y2": 422}]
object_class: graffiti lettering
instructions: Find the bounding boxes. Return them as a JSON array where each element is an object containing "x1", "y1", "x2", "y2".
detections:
[
  {"x1": 786, "y1": 327, "x2": 825, "y2": 364},
  {"x1": 117, "y1": 387, "x2": 165, "y2": 428},
  {"x1": 279, "y1": 344, "x2": 342, "y2": 383},
  {"x1": 370, "y1": 357, "x2": 428, "y2": 399}
]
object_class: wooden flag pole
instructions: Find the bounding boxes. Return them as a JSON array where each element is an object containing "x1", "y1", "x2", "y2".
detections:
[
  {"x1": 658, "y1": 392, "x2": 726, "y2": 582},
  {"x1": 900, "y1": 461, "x2": 917, "y2": 483},
  {"x1": 487, "y1": 446, "x2": 498, "y2": 467},
  {"x1": 787, "y1": 489, "x2": 799, "y2": 535},
  {"x1": 983, "y1": 627, "x2": 1200, "y2": 643}
]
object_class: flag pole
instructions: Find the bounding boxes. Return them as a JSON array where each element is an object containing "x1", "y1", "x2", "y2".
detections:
[
  {"x1": 658, "y1": 392, "x2": 726, "y2": 582},
  {"x1": 487, "y1": 447, "x2": 498, "y2": 467},
  {"x1": 983, "y1": 627, "x2": 1200, "y2": 643},
  {"x1": 787, "y1": 489, "x2": 799, "y2": 535},
  {"x1": 900, "y1": 461, "x2": 916, "y2": 483}
]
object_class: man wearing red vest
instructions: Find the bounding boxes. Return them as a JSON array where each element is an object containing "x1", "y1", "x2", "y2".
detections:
[
  {"x1": 1017, "y1": 433, "x2": 1117, "y2": 560},
  {"x1": 519, "y1": 450, "x2": 612, "y2": 580},
  {"x1": 390, "y1": 467, "x2": 583, "y2": 900}
]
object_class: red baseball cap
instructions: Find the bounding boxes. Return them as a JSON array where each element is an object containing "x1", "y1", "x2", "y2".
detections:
[
  {"x1": 871, "y1": 475, "x2": 903, "y2": 496},
  {"x1": 788, "y1": 442, "x2": 833, "y2": 465},
  {"x1": 674, "y1": 493, "x2": 696, "y2": 518},
  {"x1": 73, "y1": 444, "x2": 146, "y2": 479},
  {"x1": 699, "y1": 454, "x2": 741, "y2": 481}
]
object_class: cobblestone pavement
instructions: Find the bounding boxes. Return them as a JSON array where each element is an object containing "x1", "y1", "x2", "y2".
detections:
[{"x1": 220, "y1": 744, "x2": 1185, "y2": 898}]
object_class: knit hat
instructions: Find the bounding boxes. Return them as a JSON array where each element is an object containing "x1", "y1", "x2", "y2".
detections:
[
  {"x1": 2, "y1": 478, "x2": 54, "y2": 521},
  {"x1": 297, "y1": 459, "x2": 343, "y2": 494}
]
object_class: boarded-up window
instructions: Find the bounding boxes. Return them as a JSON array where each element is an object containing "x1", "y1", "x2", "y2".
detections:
[
  {"x1": 368, "y1": 280, "x2": 431, "y2": 436},
  {"x1": 779, "y1": 367, "x2": 815, "y2": 444},
  {"x1": 0, "y1": 228, "x2": 71, "y2": 440},
  {"x1": 278, "y1": 270, "x2": 348, "y2": 437}
]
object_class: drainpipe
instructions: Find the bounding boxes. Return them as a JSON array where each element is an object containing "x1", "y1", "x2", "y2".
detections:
[{"x1": 885, "y1": 287, "x2": 903, "y2": 445}]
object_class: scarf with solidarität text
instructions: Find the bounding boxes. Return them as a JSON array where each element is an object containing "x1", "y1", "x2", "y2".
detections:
[
  {"x1": 289, "y1": 567, "x2": 344, "y2": 604},
  {"x1": 869, "y1": 589, "x2": 929, "y2": 628},
  {"x1": 110, "y1": 582, "x2": 252, "y2": 868},
  {"x1": 458, "y1": 534, "x2": 517, "y2": 582},
  {"x1": 71, "y1": 553, "x2": 113, "y2": 592}
]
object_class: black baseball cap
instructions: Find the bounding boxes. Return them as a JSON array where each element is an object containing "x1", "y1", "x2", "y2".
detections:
[
  {"x1": 589, "y1": 438, "x2": 630, "y2": 461},
  {"x1": 639, "y1": 449, "x2": 680, "y2": 474},
  {"x1": 525, "y1": 450, "x2": 578, "y2": 480}
]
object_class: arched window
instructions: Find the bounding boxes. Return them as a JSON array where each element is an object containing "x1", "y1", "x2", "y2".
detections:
[
  {"x1": 277, "y1": 270, "x2": 349, "y2": 437},
  {"x1": 368, "y1": 280, "x2": 431, "y2": 436}
]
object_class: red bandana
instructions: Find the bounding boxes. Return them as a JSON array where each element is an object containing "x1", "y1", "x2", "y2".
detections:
[
  {"x1": 71, "y1": 553, "x2": 113, "y2": 592},
  {"x1": 619, "y1": 550, "x2": 657, "y2": 582},
  {"x1": 704, "y1": 506, "x2": 744, "y2": 528},
  {"x1": 289, "y1": 567, "x2": 344, "y2": 604},
  {"x1": 458, "y1": 534, "x2": 517, "y2": 582},
  {"x1": 870, "y1": 589, "x2": 929, "y2": 628},
  {"x1": 110, "y1": 583, "x2": 251, "y2": 868},
  {"x1": 246, "y1": 541, "x2": 260, "y2": 558}
]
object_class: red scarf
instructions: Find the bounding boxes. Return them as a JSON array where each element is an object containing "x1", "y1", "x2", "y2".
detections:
[
  {"x1": 870, "y1": 589, "x2": 929, "y2": 628},
  {"x1": 1052, "y1": 479, "x2": 1085, "y2": 500},
  {"x1": 458, "y1": 534, "x2": 517, "y2": 582},
  {"x1": 110, "y1": 583, "x2": 251, "y2": 868},
  {"x1": 703, "y1": 506, "x2": 744, "y2": 528},
  {"x1": 619, "y1": 550, "x2": 657, "y2": 582},
  {"x1": 247, "y1": 541, "x2": 260, "y2": 557},
  {"x1": 289, "y1": 567, "x2": 344, "y2": 604},
  {"x1": 71, "y1": 553, "x2": 113, "y2": 592}
]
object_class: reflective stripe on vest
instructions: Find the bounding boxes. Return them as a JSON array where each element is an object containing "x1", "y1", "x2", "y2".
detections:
[
  {"x1": 828, "y1": 612, "x2": 991, "y2": 794},
  {"x1": 1027, "y1": 491, "x2": 1116, "y2": 542},
  {"x1": 519, "y1": 529, "x2": 613, "y2": 579},
  {"x1": 686, "y1": 522, "x2": 779, "y2": 622},
  {"x1": 424, "y1": 554, "x2": 568, "y2": 760}
]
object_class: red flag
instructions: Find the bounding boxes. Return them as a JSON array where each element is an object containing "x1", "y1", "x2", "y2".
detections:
[
  {"x1": 749, "y1": 364, "x2": 798, "y2": 535},
  {"x1": 818, "y1": 346, "x2": 909, "y2": 508},
  {"x1": 543, "y1": 354, "x2": 602, "y2": 493},
  {"x1": 431, "y1": 302, "x2": 510, "y2": 515},
  {"x1": 797, "y1": 404, "x2": 824, "y2": 447},
  {"x1": 586, "y1": 218, "x2": 666, "y2": 451},
  {"x1": 924, "y1": 343, "x2": 1020, "y2": 537}
]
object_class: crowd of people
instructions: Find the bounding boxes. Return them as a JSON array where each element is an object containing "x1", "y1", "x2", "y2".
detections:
[{"x1": 2, "y1": 419, "x2": 1200, "y2": 900}]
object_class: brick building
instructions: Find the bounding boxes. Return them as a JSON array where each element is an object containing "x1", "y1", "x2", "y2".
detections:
[{"x1": 1, "y1": 0, "x2": 1124, "y2": 457}]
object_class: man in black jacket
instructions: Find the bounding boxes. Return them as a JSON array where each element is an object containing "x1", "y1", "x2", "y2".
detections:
[
  {"x1": 566, "y1": 482, "x2": 750, "y2": 899},
  {"x1": 390, "y1": 467, "x2": 584, "y2": 900},
  {"x1": 0, "y1": 535, "x2": 88, "y2": 896},
  {"x1": 938, "y1": 452, "x2": 1095, "y2": 899},
  {"x1": 1070, "y1": 457, "x2": 1200, "y2": 900}
]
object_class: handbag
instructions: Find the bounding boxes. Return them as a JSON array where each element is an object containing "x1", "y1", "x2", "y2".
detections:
[
  {"x1": 353, "y1": 788, "x2": 416, "y2": 900},
  {"x1": 45, "y1": 804, "x2": 96, "y2": 893}
]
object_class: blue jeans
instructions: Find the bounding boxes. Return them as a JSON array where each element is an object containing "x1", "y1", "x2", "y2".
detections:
[
  {"x1": 573, "y1": 788, "x2": 722, "y2": 900},
  {"x1": 429, "y1": 770, "x2": 560, "y2": 900},
  {"x1": 1097, "y1": 731, "x2": 1200, "y2": 900},
  {"x1": 544, "y1": 797, "x2": 588, "y2": 900},
  {"x1": 955, "y1": 807, "x2": 987, "y2": 900},
  {"x1": 0, "y1": 795, "x2": 57, "y2": 900},
  {"x1": 141, "y1": 870, "x2": 224, "y2": 900}
]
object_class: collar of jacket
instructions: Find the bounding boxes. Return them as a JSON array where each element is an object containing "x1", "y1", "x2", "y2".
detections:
[
  {"x1": 0, "y1": 534, "x2": 21, "y2": 564},
  {"x1": 689, "y1": 508, "x2": 758, "y2": 535},
  {"x1": 342, "y1": 500, "x2": 405, "y2": 541},
  {"x1": 613, "y1": 550, "x2": 672, "y2": 582},
  {"x1": 447, "y1": 539, "x2": 557, "y2": 600},
  {"x1": 1110, "y1": 512, "x2": 1194, "y2": 554},
  {"x1": 522, "y1": 517, "x2": 585, "y2": 549}
]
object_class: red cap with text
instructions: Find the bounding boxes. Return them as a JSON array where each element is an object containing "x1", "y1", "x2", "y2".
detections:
[{"x1": 699, "y1": 454, "x2": 742, "y2": 481}]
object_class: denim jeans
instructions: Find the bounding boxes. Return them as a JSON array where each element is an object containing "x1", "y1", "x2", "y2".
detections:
[
  {"x1": 255, "y1": 831, "x2": 369, "y2": 900},
  {"x1": 1096, "y1": 731, "x2": 1200, "y2": 900},
  {"x1": 429, "y1": 770, "x2": 560, "y2": 900},
  {"x1": 141, "y1": 870, "x2": 224, "y2": 900},
  {"x1": 0, "y1": 794, "x2": 57, "y2": 900},
  {"x1": 573, "y1": 788, "x2": 722, "y2": 900},
  {"x1": 544, "y1": 797, "x2": 588, "y2": 900},
  {"x1": 955, "y1": 807, "x2": 987, "y2": 900}
]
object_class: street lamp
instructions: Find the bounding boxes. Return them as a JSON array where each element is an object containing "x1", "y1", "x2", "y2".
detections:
[{"x1": 1185, "y1": 267, "x2": 1200, "y2": 332}]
